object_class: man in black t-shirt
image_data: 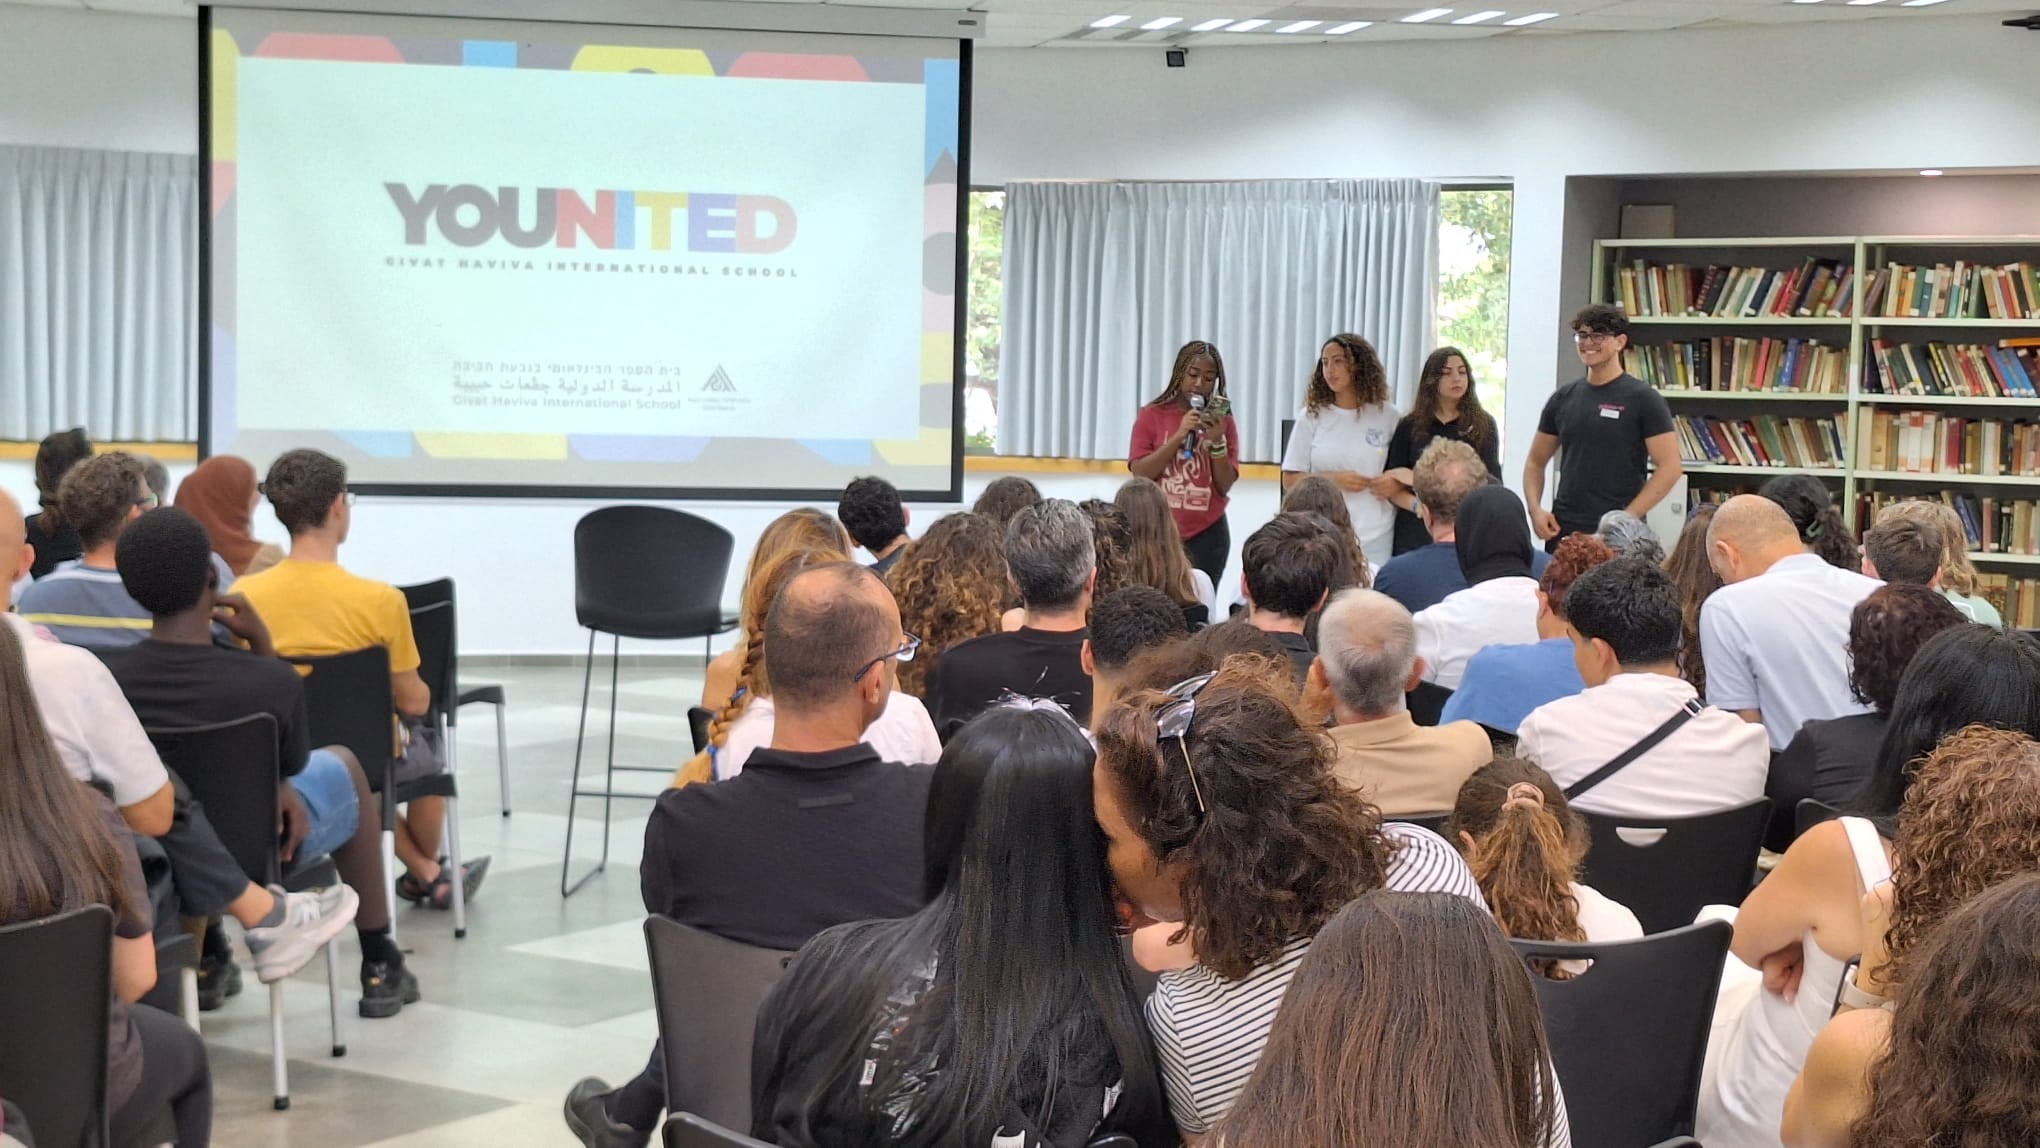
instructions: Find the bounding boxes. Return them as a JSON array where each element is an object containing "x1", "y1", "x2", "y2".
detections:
[{"x1": 1524, "y1": 304, "x2": 1682, "y2": 548}]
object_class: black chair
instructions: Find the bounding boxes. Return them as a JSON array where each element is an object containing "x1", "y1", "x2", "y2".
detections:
[
  {"x1": 401, "y1": 580, "x2": 513, "y2": 818},
  {"x1": 289, "y1": 646, "x2": 470, "y2": 940},
  {"x1": 566, "y1": 507, "x2": 738, "y2": 896},
  {"x1": 1391, "y1": 811, "x2": 1453, "y2": 837},
  {"x1": 665, "y1": 1113, "x2": 774, "y2": 1148},
  {"x1": 1511, "y1": 920, "x2": 1733, "y2": 1148},
  {"x1": 0, "y1": 905, "x2": 112, "y2": 1148},
  {"x1": 401, "y1": 597, "x2": 474, "y2": 938},
  {"x1": 1578, "y1": 799, "x2": 1771, "y2": 934},
  {"x1": 141, "y1": 931, "x2": 200, "y2": 1030},
  {"x1": 148, "y1": 714, "x2": 346, "y2": 1110},
  {"x1": 1796, "y1": 797, "x2": 1844, "y2": 839},
  {"x1": 1407, "y1": 681, "x2": 1454, "y2": 727},
  {"x1": 645, "y1": 916, "x2": 792, "y2": 1133},
  {"x1": 688, "y1": 706, "x2": 714, "y2": 756}
]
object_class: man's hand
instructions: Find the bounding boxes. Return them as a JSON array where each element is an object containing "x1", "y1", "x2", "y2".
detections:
[
  {"x1": 213, "y1": 591, "x2": 276, "y2": 657},
  {"x1": 1761, "y1": 940, "x2": 1806, "y2": 1003},
  {"x1": 1531, "y1": 507, "x2": 1561, "y2": 541},
  {"x1": 278, "y1": 783, "x2": 310, "y2": 863}
]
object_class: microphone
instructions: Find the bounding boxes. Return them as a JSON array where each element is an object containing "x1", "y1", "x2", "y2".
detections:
[{"x1": 1182, "y1": 393, "x2": 1205, "y2": 459}]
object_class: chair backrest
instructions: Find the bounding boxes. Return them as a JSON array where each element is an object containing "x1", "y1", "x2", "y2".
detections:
[
  {"x1": 664, "y1": 1113, "x2": 775, "y2": 1148},
  {"x1": 1511, "y1": 920, "x2": 1733, "y2": 1148},
  {"x1": 1578, "y1": 799, "x2": 1771, "y2": 934},
  {"x1": 0, "y1": 905, "x2": 114, "y2": 1148},
  {"x1": 1796, "y1": 797, "x2": 1844, "y2": 839},
  {"x1": 400, "y1": 579, "x2": 458, "y2": 722},
  {"x1": 575, "y1": 506, "x2": 734, "y2": 639},
  {"x1": 1406, "y1": 680, "x2": 1453, "y2": 727},
  {"x1": 645, "y1": 916, "x2": 794, "y2": 1132},
  {"x1": 145, "y1": 714, "x2": 283, "y2": 887},
  {"x1": 688, "y1": 706, "x2": 713, "y2": 756},
  {"x1": 287, "y1": 647, "x2": 395, "y2": 793}
]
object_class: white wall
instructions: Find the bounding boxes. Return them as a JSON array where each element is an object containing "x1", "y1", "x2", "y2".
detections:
[{"x1": 8, "y1": 5, "x2": 2040, "y2": 653}]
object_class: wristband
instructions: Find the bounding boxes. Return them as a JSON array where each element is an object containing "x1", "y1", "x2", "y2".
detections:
[{"x1": 1834, "y1": 968, "x2": 1891, "y2": 1013}]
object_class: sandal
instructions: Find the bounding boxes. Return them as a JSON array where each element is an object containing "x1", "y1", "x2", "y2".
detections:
[{"x1": 407, "y1": 856, "x2": 492, "y2": 910}]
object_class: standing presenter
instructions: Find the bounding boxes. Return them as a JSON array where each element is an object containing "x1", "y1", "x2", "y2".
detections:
[
  {"x1": 1280, "y1": 333, "x2": 1402, "y2": 570},
  {"x1": 1129, "y1": 340, "x2": 1240, "y2": 587}
]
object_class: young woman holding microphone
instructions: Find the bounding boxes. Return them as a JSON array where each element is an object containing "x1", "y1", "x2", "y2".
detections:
[{"x1": 1128, "y1": 340, "x2": 1240, "y2": 586}]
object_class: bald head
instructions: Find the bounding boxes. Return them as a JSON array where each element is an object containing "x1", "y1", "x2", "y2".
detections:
[
  {"x1": 0, "y1": 488, "x2": 27, "y2": 585},
  {"x1": 1315, "y1": 587, "x2": 1418, "y2": 718},
  {"x1": 763, "y1": 562, "x2": 901, "y2": 711},
  {"x1": 1706, "y1": 495, "x2": 1805, "y2": 584}
]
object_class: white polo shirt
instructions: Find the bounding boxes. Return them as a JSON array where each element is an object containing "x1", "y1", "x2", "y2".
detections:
[
  {"x1": 2, "y1": 612, "x2": 169, "y2": 807},
  {"x1": 1516, "y1": 672, "x2": 1771, "y2": 818},
  {"x1": 1699, "y1": 553, "x2": 1882, "y2": 750},
  {"x1": 1412, "y1": 575, "x2": 1542, "y2": 690}
]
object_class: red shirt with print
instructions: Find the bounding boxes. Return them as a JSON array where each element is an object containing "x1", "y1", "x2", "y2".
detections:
[{"x1": 1128, "y1": 403, "x2": 1239, "y2": 542}]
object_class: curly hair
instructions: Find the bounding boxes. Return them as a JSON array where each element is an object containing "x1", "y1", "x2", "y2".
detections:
[
  {"x1": 835, "y1": 476, "x2": 906, "y2": 554},
  {"x1": 1280, "y1": 478, "x2": 1371, "y2": 591},
  {"x1": 1078, "y1": 498, "x2": 1131, "y2": 604},
  {"x1": 263, "y1": 448, "x2": 348, "y2": 536},
  {"x1": 886, "y1": 512, "x2": 1009, "y2": 698},
  {"x1": 1304, "y1": 334, "x2": 1389, "y2": 415},
  {"x1": 1851, "y1": 872, "x2": 2040, "y2": 1148},
  {"x1": 1538, "y1": 534, "x2": 1616, "y2": 623},
  {"x1": 1446, "y1": 757, "x2": 1589, "y2": 977},
  {"x1": 1146, "y1": 339, "x2": 1230, "y2": 408},
  {"x1": 1665, "y1": 505, "x2": 1723, "y2": 697},
  {"x1": 1114, "y1": 478, "x2": 1199, "y2": 606},
  {"x1": 113, "y1": 507, "x2": 215, "y2": 617},
  {"x1": 1848, "y1": 584, "x2": 1966, "y2": 714},
  {"x1": 1877, "y1": 499, "x2": 1981, "y2": 596},
  {"x1": 1877, "y1": 725, "x2": 2040, "y2": 992},
  {"x1": 57, "y1": 450, "x2": 148, "y2": 549},
  {"x1": 1407, "y1": 347, "x2": 1496, "y2": 455},
  {"x1": 1094, "y1": 662, "x2": 1392, "y2": 980},
  {"x1": 970, "y1": 476, "x2": 1041, "y2": 525}
]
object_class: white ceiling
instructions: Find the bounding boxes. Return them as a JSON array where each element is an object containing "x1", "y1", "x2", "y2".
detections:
[{"x1": 5, "y1": 0, "x2": 2034, "y2": 47}]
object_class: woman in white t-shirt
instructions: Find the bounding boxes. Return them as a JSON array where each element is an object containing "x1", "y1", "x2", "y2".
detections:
[{"x1": 1279, "y1": 334, "x2": 1403, "y2": 570}]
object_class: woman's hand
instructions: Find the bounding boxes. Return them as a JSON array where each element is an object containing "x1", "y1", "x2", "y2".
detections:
[
  {"x1": 1761, "y1": 940, "x2": 1807, "y2": 1003},
  {"x1": 1331, "y1": 471, "x2": 1370, "y2": 493},
  {"x1": 1175, "y1": 409, "x2": 1203, "y2": 441},
  {"x1": 1368, "y1": 473, "x2": 1403, "y2": 499}
]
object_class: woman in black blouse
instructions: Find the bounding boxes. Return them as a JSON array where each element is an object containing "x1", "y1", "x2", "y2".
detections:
[{"x1": 1383, "y1": 347, "x2": 1502, "y2": 556}]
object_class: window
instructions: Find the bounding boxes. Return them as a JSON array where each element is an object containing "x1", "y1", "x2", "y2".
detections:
[
  {"x1": 1437, "y1": 187, "x2": 1514, "y2": 423},
  {"x1": 965, "y1": 188, "x2": 1005, "y2": 452}
]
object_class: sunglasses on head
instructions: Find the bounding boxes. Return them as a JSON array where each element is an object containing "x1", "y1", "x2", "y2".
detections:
[{"x1": 1155, "y1": 671, "x2": 1216, "y2": 817}]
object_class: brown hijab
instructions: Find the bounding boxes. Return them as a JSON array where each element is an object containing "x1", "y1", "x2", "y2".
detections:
[{"x1": 174, "y1": 455, "x2": 264, "y2": 575}]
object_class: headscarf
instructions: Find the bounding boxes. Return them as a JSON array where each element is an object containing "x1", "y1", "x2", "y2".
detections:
[
  {"x1": 174, "y1": 455, "x2": 264, "y2": 575},
  {"x1": 1454, "y1": 485, "x2": 1535, "y2": 586}
]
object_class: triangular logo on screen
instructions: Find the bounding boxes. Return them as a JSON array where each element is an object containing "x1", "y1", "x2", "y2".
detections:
[{"x1": 702, "y1": 366, "x2": 737, "y2": 393}]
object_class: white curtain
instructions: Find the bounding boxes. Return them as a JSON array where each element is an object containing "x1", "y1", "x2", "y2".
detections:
[
  {"x1": 998, "y1": 179, "x2": 1438, "y2": 463},
  {"x1": 0, "y1": 145, "x2": 196, "y2": 441}
]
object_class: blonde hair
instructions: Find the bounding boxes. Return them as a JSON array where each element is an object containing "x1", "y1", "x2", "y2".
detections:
[
  {"x1": 1877, "y1": 500, "x2": 1978, "y2": 597},
  {"x1": 707, "y1": 510, "x2": 853, "y2": 751},
  {"x1": 1446, "y1": 758, "x2": 1589, "y2": 978}
]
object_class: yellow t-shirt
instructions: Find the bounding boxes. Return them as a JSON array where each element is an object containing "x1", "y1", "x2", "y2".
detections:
[{"x1": 232, "y1": 558, "x2": 421, "y2": 674}]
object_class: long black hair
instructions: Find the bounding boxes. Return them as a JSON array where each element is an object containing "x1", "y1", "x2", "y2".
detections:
[
  {"x1": 1856, "y1": 625, "x2": 2040, "y2": 825},
  {"x1": 1759, "y1": 474, "x2": 1856, "y2": 571},
  {"x1": 753, "y1": 704, "x2": 1172, "y2": 1148}
]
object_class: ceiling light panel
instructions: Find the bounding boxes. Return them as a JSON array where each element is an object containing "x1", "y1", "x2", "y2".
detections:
[{"x1": 1402, "y1": 8, "x2": 1455, "y2": 22}]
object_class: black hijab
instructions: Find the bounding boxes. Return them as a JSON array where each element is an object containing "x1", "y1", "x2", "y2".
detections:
[{"x1": 1454, "y1": 485, "x2": 1536, "y2": 586}]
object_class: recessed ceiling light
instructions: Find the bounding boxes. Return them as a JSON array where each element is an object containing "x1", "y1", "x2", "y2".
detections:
[
  {"x1": 1846, "y1": 0, "x2": 1890, "y2": 6},
  {"x1": 1277, "y1": 19, "x2": 1322, "y2": 32},
  {"x1": 1901, "y1": 0, "x2": 1954, "y2": 5},
  {"x1": 1141, "y1": 16, "x2": 1182, "y2": 29},
  {"x1": 1502, "y1": 11, "x2": 1559, "y2": 25},
  {"x1": 1453, "y1": 9, "x2": 1506, "y2": 23},
  {"x1": 1790, "y1": 0, "x2": 1824, "y2": 5},
  {"x1": 1089, "y1": 14, "x2": 1131, "y2": 28},
  {"x1": 1225, "y1": 18, "x2": 1271, "y2": 30},
  {"x1": 1920, "y1": 168, "x2": 1945, "y2": 176},
  {"x1": 1190, "y1": 17, "x2": 1233, "y2": 31},
  {"x1": 1403, "y1": 7, "x2": 1454, "y2": 21},
  {"x1": 1326, "y1": 20, "x2": 1374, "y2": 33}
]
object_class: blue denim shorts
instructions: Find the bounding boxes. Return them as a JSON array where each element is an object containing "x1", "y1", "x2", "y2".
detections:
[{"x1": 287, "y1": 748, "x2": 360, "y2": 862}]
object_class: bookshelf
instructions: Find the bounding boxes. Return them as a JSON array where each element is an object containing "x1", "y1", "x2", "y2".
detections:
[{"x1": 1592, "y1": 233, "x2": 2040, "y2": 577}]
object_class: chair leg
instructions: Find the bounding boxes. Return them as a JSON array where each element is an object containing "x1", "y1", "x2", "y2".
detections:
[
  {"x1": 382, "y1": 825, "x2": 400, "y2": 944},
  {"x1": 599, "y1": 633, "x2": 621, "y2": 875},
  {"x1": 494, "y1": 700, "x2": 511, "y2": 818},
  {"x1": 562, "y1": 628, "x2": 601, "y2": 897},
  {"x1": 325, "y1": 939, "x2": 346, "y2": 1058},
  {"x1": 270, "y1": 981, "x2": 290, "y2": 1110},
  {"x1": 181, "y1": 966, "x2": 201, "y2": 1033},
  {"x1": 446, "y1": 792, "x2": 467, "y2": 940}
]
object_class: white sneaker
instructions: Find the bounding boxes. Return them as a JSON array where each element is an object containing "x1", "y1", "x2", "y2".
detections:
[{"x1": 247, "y1": 884, "x2": 359, "y2": 984}]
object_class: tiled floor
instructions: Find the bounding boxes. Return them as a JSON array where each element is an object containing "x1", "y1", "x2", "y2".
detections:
[{"x1": 206, "y1": 661, "x2": 702, "y2": 1148}]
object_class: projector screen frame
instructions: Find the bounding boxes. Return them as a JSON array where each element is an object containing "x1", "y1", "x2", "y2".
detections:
[{"x1": 197, "y1": 5, "x2": 972, "y2": 504}]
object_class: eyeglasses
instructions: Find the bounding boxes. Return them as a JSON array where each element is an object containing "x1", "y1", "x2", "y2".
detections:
[
  {"x1": 1573, "y1": 331, "x2": 1615, "y2": 345},
  {"x1": 851, "y1": 632, "x2": 921, "y2": 682},
  {"x1": 342, "y1": 491, "x2": 357, "y2": 507},
  {"x1": 133, "y1": 491, "x2": 160, "y2": 510},
  {"x1": 1155, "y1": 671, "x2": 1217, "y2": 817}
]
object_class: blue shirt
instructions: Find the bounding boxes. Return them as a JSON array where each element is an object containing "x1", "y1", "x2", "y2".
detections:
[
  {"x1": 18, "y1": 556, "x2": 238, "y2": 649},
  {"x1": 1438, "y1": 637, "x2": 1583, "y2": 733},
  {"x1": 1375, "y1": 541, "x2": 1552, "y2": 615}
]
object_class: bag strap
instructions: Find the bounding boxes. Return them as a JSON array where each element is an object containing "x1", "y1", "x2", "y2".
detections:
[{"x1": 1563, "y1": 697, "x2": 1705, "y2": 800}]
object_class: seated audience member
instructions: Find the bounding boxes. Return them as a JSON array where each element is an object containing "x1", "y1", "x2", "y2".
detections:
[
  {"x1": 1116, "y1": 477, "x2": 1215, "y2": 629},
  {"x1": 1871, "y1": 500, "x2": 2003, "y2": 627},
  {"x1": 138, "y1": 455, "x2": 171, "y2": 509},
  {"x1": 1213, "y1": 893, "x2": 1571, "y2": 1148},
  {"x1": 1093, "y1": 661, "x2": 1485, "y2": 1136},
  {"x1": 1440, "y1": 534, "x2": 1614, "y2": 736},
  {"x1": 1773, "y1": 728, "x2": 2040, "y2": 1148},
  {"x1": 1280, "y1": 475, "x2": 1373, "y2": 591},
  {"x1": 1313, "y1": 588, "x2": 1489, "y2": 815},
  {"x1": 1860, "y1": 512, "x2": 1944, "y2": 589},
  {"x1": 971, "y1": 475, "x2": 1041, "y2": 524},
  {"x1": 1517, "y1": 558, "x2": 1769, "y2": 817},
  {"x1": 1374, "y1": 438, "x2": 1550, "y2": 615},
  {"x1": 1, "y1": 491, "x2": 355, "y2": 994},
  {"x1": 0, "y1": 623, "x2": 214, "y2": 1147},
  {"x1": 235, "y1": 449, "x2": 487, "y2": 910},
  {"x1": 16, "y1": 451, "x2": 234, "y2": 648},
  {"x1": 1784, "y1": 872, "x2": 2040, "y2": 1148},
  {"x1": 1760, "y1": 473, "x2": 1860, "y2": 572},
  {"x1": 23, "y1": 426, "x2": 92, "y2": 579},
  {"x1": 567, "y1": 562, "x2": 935, "y2": 1147},
  {"x1": 176, "y1": 454, "x2": 286, "y2": 578},
  {"x1": 837, "y1": 475, "x2": 912, "y2": 578},
  {"x1": 1413, "y1": 484, "x2": 1543, "y2": 690},
  {"x1": 1446, "y1": 757, "x2": 1641, "y2": 973},
  {"x1": 752, "y1": 704, "x2": 1173, "y2": 1148},
  {"x1": 706, "y1": 508, "x2": 855, "y2": 710},
  {"x1": 97, "y1": 509, "x2": 417, "y2": 1016},
  {"x1": 1764, "y1": 585, "x2": 1964, "y2": 850},
  {"x1": 1701, "y1": 494, "x2": 1883, "y2": 751},
  {"x1": 1665, "y1": 504, "x2": 1723, "y2": 697},
  {"x1": 1083, "y1": 586, "x2": 1189, "y2": 718},
  {"x1": 1078, "y1": 498, "x2": 1134, "y2": 608},
  {"x1": 1852, "y1": 624, "x2": 2040, "y2": 824},
  {"x1": 1596, "y1": 509, "x2": 1664, "y2": 563},
  {"x1": 885, "y1": 512, "x2": 1009, "y2": 699},
  {"x1": 1238, "y1": 512, "x2": 1345, "y2": 680},
  {"x1": 927, "y1": 500, "x2": 1096, "y2": 729}
]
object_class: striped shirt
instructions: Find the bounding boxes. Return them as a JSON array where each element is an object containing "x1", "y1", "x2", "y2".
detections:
[{"x1": 18, "y1": 556, "x2": 237, "y2": 649}]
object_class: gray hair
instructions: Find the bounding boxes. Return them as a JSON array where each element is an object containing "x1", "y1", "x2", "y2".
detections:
[
  {"x1": 1316, "y1": 588, "x2": 1416, "y2": 717},
  {"x1": 1597, "y1": 510, "x2": 1664, "y2": 564},
  {"x1": 1004, "y1": 498, "x2": 1096, "y2": 610}
]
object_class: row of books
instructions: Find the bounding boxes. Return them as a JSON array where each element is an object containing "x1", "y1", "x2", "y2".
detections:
[
  {"x1": 1865, "y1": 261, "x2": 2040, "y2": 321},
  {"x1": 1613, "y1": 258, "x2": 1852, "y2": 318},
  {"x1": 1632, "y1": 337, "x2": 1847, "y2": 394},
  {"x1": 1855, "y1": 411, "x2": 2040, "y2": 476},
  {"x1": 1674, "y1": 414, "x2": 1846, "y2": 469},
  {"x1": 1862, "y1": 338, "x2": 2040, "y2": 397},
  {"x1": 1972, "y1": 574, "x2": 2040, "y2": 629},
  {"x1": 1858, "y1": 490, "x2": 2040, "y2": 557}
]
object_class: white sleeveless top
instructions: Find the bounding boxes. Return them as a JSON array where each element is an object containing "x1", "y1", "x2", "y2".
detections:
[{"x1": 1696, "y1": 817, "x2": 1890, "y2": 1148}]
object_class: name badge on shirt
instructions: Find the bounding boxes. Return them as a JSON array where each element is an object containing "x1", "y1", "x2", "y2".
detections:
[{"x1": 1599, "y1": 404, "x2": 1624, "y2": 419}]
